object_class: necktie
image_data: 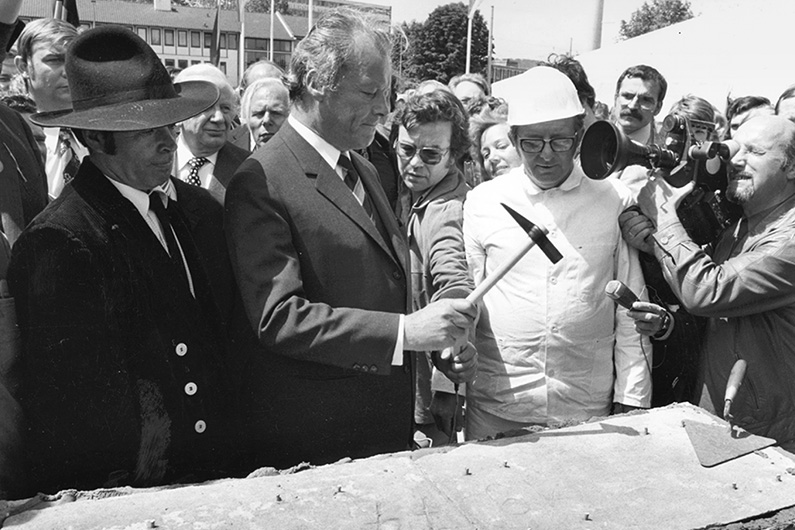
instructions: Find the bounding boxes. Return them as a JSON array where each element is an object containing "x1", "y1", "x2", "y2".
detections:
[
  {"x1": 186, "y1": 157, "x2": 209, "y2": 187},
  {"x1": 148, "y1": 191, "x2": 189, "y2": 288},
  {"x1": 58, "y1": 129, "x2": 81, "y2": 184},
  {"x1": 338, "y1": 154, "x2": 375, "y2": 219},
  {"x1": 338, "y1": 154, "x2": 390, "y2": 243}
]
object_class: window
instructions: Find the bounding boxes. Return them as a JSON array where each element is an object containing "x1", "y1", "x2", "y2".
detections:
[
  {"x1": 191, "y1": 60, "x2": 200, "y2": 65},
  {"x1": 164, "y1": 58, "x2": 175, "y2": 67},
  {"x1": 190, "y1": 31, "x2": 201, "y2": 48},
  {"x1": 227, "y1": 34, "x2": 238, "y2": 49},
  {"x1": 178, "y1": 59, "x2": 188, "y2": 69},
  {"x1": 178, "y1": 30, "x2": 187, "y2": 47},
  {"x1": 245, "y1": 37, "x2": 268, "y2": 51},
  {"x1": 219, "y1": 62, "x2": 226, "y2": 74},
  {"x1": 273, "y1": 40, "x2": 292, "y2": 52},
  {"x1": 151, "y1": 28, "x2": 161, "y2": 46},
  {"x1": 220, "y1": 34, "x2": 227, "y2": 49},
  {"x1": 165, "y1": 29, "x2": 174, "y2": 46},
  {"x1": 137, "y1": 27, "x2": 147, "y2": 41}
]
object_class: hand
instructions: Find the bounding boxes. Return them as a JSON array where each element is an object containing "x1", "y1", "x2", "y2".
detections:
[
  {"x1": 404, "y1": 299, "x2": 476, "y2": 352},
  {"x1": 611, "y1": 402, "x2": 645, "y2": 415},
  {"x1": 618, "y1": 207, "x2": 655, "y2": 254},
  {"x1": 433, "y1": 341, "x2": 478, "y2": 384},
  {"x1": 627, "y1": 301, "x2": 671, "y2": 337},
  {"x1": 637, "y1": 172, "x2": 694, "y2": 228},
  {"x1": 430, "y1": 391, "x2": 463, "y2": 437}
]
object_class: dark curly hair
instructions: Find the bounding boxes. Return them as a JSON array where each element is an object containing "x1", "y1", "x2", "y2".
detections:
[{"x1": 394, "y1": 89, "x2": 471, "y2": 163}]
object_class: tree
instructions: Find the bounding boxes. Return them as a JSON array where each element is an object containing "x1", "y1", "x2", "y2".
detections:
[
  {"x1": 400, "y1": 2, "x2": 490, "y2": 85},
  {"x1": 619, "y1": 0, "x2": 693, "y2": 40}
]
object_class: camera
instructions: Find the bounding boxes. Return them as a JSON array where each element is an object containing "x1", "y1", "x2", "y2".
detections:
[{"x1": 580, "y1": 115, "x2": 743, "y2": 245}]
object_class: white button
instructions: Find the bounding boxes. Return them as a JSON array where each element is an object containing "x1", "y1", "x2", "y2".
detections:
[
  {"x1": 194, "y1": 420, "x2": 206, "y2": 433},
  {"x1": 184, "y1": 382, "x2": 197, "y2": 396},
  {"x1": 550, "y1": 277, "x2": 557, "y2": 285},
  {"x1": 175, "y1": 343, "x2": 188, "y2": 356},
  {"x1": 551, "y1": 325, "x2": 558, "y2": 333}
]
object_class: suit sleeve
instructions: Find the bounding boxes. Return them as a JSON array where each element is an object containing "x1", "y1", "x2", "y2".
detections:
[{"x1": 225, "y1": 162, "x2": 402, "y2": 374}]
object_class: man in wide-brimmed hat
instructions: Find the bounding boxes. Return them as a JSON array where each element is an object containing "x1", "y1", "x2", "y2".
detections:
[{"x1": 7, "y1": 26, "x2": 244, "y2": 496}]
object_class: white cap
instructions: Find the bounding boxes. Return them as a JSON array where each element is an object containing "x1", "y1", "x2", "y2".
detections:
[{"x1": 493, "y1": 66, "x2": 584, "y2": 126}]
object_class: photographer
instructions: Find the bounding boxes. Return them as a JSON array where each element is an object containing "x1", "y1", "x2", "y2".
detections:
[
  {"x1": 634, "y1": 115, "x2": 795, "y2": 451},
  {"x1": 618, "y1": 96, "x2": 717, "y2": 406}
]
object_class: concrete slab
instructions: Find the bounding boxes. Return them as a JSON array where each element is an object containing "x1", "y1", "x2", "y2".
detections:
[{"x1": 6, "y1": 403, "x2": 795, "y2": 529}]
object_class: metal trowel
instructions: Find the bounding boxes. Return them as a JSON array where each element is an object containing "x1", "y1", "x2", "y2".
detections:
[{"x1": 683, "y1": 359, "x2": 776, "y2": 467}]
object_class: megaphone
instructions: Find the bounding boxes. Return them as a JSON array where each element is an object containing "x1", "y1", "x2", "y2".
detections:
[{"x1": 580, "y1": 120, "x2": 680, "y2": 180}]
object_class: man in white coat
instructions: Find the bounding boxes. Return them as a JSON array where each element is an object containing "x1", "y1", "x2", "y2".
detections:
[{"x1": 463, "y1": 67, "x2": 652, "y2": 440}]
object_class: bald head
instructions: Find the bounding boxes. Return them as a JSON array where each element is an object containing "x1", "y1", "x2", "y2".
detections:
[
  {"x1": 175, "y1": 63, "x2": 238, "y2": 156},
  {"x1": 728, "y1": 115, "x2": 795, "y2": 216}
]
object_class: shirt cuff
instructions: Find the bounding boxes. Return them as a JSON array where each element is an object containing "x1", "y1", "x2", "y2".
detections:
[
  {"x1": 391, "y1": 314, "x2": 405, "y2": 366},
  {"x1": 652, "y1": 219, "x2": 691, "y2": 257}
]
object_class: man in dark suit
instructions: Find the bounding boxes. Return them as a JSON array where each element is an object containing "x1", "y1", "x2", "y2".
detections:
[
  {"x1": 173, "y1": 64, "x2": 248, "y2": 204},
  {"x1": 225, "y1": 8, "x2": 478, "y2": 470},
  {"x1": 8, "y1": 26, "x2": 241, "y2": 496}
]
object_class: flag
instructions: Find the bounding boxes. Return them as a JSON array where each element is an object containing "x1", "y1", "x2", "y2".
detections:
[
  {"x1": 52, "y1": 0, "x2": 80, "y2": 28},
  {"x1": 63, "y1": 0, "x2": 80, "y2": 27},
  {"x1": 209, "y1": 3, "x2": 221, "y2": 66}
]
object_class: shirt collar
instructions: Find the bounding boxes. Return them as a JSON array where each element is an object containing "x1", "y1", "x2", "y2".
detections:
[
  {"x1": 520, "y1": 163, "x2": 585, "y2": 195},
  {"x1": 288, "y1": 114, "x2": 341, "y2": 171},
  {"x1": 43, "y1": 127, "x2": 61, "y2": 152},
  {"x1": 175, "y1": 133, "x2": 219, "y2": 170},
  {"x1": 105, "y1": 175, "x2": 155, "y2": 217}
]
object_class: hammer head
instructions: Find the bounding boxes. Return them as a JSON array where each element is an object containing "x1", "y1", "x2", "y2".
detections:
[{"x1": 501, "y1": 203, "x2": 563, "y2": 264}]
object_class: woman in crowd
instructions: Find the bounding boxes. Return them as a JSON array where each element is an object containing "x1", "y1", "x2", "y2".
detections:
[{"x1": 468, "y1": 105, "x2": 522, "y2": 182}]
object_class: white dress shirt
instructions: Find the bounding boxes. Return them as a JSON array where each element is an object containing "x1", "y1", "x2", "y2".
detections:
[
  {"x1": 288, "y1": 114, "x2": 405, "y2": 365},
  {"x1": 174, "y1": 134, "x2": 219, "y2": 189},
  {"x1": 463, "y1": 164, "x2": 652, "y2": 424},
  {"x1": 43, "y1": 127, "x2": 88, "y2": 200}
]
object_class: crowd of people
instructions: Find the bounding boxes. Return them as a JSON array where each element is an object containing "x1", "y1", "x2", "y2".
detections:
[{"x1": 1, "y1": 3, "x2": 795, "y2": 502}]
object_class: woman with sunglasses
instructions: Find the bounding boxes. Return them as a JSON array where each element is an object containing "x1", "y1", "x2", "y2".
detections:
[{"x1": 393, "y1": 89, "x2": 475, "y2": 448}]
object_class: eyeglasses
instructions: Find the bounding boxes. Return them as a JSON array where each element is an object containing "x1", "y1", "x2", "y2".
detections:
[
  {"x1": 517, "y1": 136, "x2": 577, "y2": 154},
  {"x1": 396, "y1": 142, "x2": 449, "y2": 165}
]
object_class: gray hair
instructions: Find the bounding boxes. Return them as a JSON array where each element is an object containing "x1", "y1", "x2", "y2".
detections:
[
  {"x1": 288, "y1": 8, "x2": 393, "y2": 101},
  {"x1": 240, "y1": 77, "x2": 289, "y2": 122}
]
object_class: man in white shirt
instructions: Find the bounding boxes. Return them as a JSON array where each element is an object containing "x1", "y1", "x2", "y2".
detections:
[
  {"x1": 14, "y1": 17, "x2": 82, "y2": 199},
  {"x1": 611, "y1": 64, "x2": 667, "y2": 146},
  {"x1": 8, "y1": 26, "x2": 243, "y2": 495},
  {"x1": 172, "y1": 64, "x2": 248, "y2": 203},
  {"x1": 463, "y1": 66, "x2": 651, "y2": 440}
]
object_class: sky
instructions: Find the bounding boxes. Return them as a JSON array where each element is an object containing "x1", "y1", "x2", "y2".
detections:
[{"x1": 364, "y1": 0, "x2": 731, "y2": 60}]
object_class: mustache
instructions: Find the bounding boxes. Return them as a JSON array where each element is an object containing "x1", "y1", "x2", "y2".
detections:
[{"x1": 620, "y1": 109, "x2": 644, "y2": 121}]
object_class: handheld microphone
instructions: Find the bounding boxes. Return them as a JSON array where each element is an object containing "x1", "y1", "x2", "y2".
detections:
[{"x1": 605, "y1": 280, "x2": 639, "y2": 310}]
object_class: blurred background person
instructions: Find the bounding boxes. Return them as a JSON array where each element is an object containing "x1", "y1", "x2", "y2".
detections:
[
  {"x1": 724, "y1": 95, "x2": 773, "y2": 139},
  {"x1": 238, "y1": 77, "x2": 289, "y2": 151},
  {"x1": 448, "y1": 72, "x2": 489, "y2": 108},
  {"x1": 173, "y1": 63, "x2": 248, "y2": 204},
  {"x1": 542, "y1": 54, "x2": 599, "y2": 130},
  {"x1": 775, "y1": 84, "x2": 795, "y2": 122}
]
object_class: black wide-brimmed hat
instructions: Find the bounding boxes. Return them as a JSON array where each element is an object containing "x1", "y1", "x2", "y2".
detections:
[{"x1": 31, "y1": 25, "x2": 218, "y2": 131}]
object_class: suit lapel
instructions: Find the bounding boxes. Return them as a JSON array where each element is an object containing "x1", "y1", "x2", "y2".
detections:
[{"x1": 279, "y1": 123, "x2": 403, "y2": 268}]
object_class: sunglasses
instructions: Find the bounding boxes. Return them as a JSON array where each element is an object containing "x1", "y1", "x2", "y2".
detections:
[
  {"x1": 517, "y1": 136, "x2": 577, "y2": 154},
  {"x1": 396, "y1": 142, "x2": 449, "y2": 165}
]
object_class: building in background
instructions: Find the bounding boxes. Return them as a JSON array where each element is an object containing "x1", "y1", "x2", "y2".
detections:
[{"x1": 18, "y1": 0, "x2": 390, "y2": 86}]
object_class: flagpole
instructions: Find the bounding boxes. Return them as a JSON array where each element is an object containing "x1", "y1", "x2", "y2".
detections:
[
  {"x1": 465, "y1": 0, "x2": 483, "y2": 74},
  {"x1": 308, "y1": 0, "x2": 313, "y2": 32},
  {"x1": 239, "y1": 0, "x2": 246, "y2": 82},
  {"x1": 269, "y1": 0, "x2": 274, "y2": 62}
]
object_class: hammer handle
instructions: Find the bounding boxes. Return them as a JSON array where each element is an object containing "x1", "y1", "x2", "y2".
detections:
[{"x1": 466, "y1": 225, "x2": 548, "y2": 305}]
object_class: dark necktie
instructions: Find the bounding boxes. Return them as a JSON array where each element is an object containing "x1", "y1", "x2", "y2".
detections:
[
  {"x1": 337, "y1": 154, "x2": 391, "y2": 243},
  {"x1": 59, "y1": 128, "x2": 81, "y2": 184},
  {"x1": 338, "y1": 154, "x2": 375, "y2": 220},
  {"x1": 148, "y1": 191, "x2": 189, "y2": 288},
  {"x1": 186, "y1": 157, "x2": 209, "y2": 187}
]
